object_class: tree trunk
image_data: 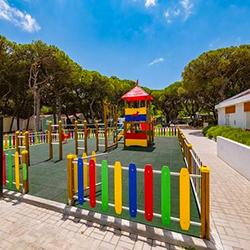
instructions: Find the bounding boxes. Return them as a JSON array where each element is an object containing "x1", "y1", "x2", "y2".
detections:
[
  {"x1": 89, "y1": 100, "x2": 95, "y2": 121},
  {"x1": 53, "y1": 113, "x2": 57, "y2": 124},
  {"x1": 57, "y1": 96, "x2": 62, "y2": 121},
  {"x1": 16, "y1": 116, "x2": 20, "y2": 130},
  {"x1": 33, "y1": 89, "x2": 41, "y2": 131},
  {"x1": 9, "y1": 117, "x2": 14, "y2": 133},
  {"x1": 26, "y1": 117, "x2": 30, "y2": 131}
]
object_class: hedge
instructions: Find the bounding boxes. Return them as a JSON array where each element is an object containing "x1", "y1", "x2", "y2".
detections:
[{"x1": 203, "y1": 125, "x2": 250, "y2": 147}]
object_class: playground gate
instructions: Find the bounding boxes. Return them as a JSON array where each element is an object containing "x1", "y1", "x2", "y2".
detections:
[{"x1": 66, "y1": 148, "x2": 210, "y2": 239}]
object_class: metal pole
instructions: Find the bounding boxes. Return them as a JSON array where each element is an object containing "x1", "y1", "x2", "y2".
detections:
[{"x1": 0, "y1": 116, "x2": 3, "y2": 198}]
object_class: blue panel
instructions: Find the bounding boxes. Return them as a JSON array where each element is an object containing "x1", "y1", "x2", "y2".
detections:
[
  {"x1": 129, "y1": 163, "x2": 137, "y2": 218},
  {"x1": 125, "y1": 115, "x2": 147, "y2": 122},
  {"x1": 78, "y1": 158, "x2": 84, "y2": 205}
]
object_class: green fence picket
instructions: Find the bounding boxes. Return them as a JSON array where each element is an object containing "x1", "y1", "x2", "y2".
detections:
[
  {"x1": 8, "y1": 135, "x2": 12, "y2": 148},
  {"x1": 7, "y1": 152, "x2": 13, "y2": 190},
  {"x1": 101, "y1": 160, "x2": 109, "y2": 212},
  {"x1": 161, "y1": 166, "x2": 171, "y2": 226}
]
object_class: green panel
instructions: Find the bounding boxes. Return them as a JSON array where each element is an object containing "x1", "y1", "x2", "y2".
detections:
[
  {"x1": 7, "y1": 152, "x2": 13, "y2": 190},
  {"x1": 101, "y1": 160, "x2": 109, "y2": 212},
  {"x1": 161, "y1": 166, "x2": 171, "y2": 226},
  {"x1": 8, "y1": 135, "x2": 12, "y2": 148},
  {"x1": 23, "y1": 163, "x2": 27, "y2": 181}
]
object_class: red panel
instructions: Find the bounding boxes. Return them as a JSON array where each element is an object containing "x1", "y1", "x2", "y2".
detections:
[
  {"x1": 125, "y1": 133, "x2": 147, "y2": 139},
  {"x1": 89, "y1": 159, "x2": 96, "y2": 208},
  {"x1": 144, "y1": 164, "x2": 153, "y2": 221}
]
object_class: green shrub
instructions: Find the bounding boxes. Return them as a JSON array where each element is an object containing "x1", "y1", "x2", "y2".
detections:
[
  {"x1": 202, "y1": 124, "x2": 213, "y2": 135},
  {"x1": 205, "y1": 125, "x2": 250, "y2": 146}
]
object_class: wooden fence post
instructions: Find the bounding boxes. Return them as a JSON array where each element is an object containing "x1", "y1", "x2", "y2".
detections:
[
  {"x1": 74, "y1": 121, "x2": 78, "y2": 156},
  {"x1": 24, "y1": 131, "x2": 30, "y2": 166},
  {"x1": 21, "y1": 150, "x2": 29, "y2": 194},
  {"x1": 201, "y1": 166, "x2": 210, "y2": 240},
  {"x1": 84, "y1": 120, "x2": 88, "y2": 154},
  {"x1": 187, "y1": 144, "x2": 193, "y2": 173},
  {"x1": 95, "y1": 120, "x2": 99, "y2": 151},
  {"x1": 59, "y1": 121, "x2": 63, "y2": 161},
  {"x1": 48, "y1": 121, "x2": 53, "y2": 160}
]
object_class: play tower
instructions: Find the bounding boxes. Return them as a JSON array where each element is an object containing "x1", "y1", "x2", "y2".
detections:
[{"x1": 122, "y1": 85, "x2": 154, "y2": 147}]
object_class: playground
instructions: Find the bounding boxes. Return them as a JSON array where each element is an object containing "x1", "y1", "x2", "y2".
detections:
[{"x1": 1, "y1": 86, "x2": 207, "y2": 240}]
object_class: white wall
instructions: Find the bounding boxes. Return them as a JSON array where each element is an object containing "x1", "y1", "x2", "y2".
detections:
[
  {"x1": 217, "y1": 136, "x2": 250, "y2": 180},
  {"x1": 217, "y1": 108, "x2": 225, "y2": 125},
  {"x1": 217, "y1": 103, "x2": 247, "y2": 129}
]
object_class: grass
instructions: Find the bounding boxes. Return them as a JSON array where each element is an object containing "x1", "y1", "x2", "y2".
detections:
[{"x1": 4, "y1": 137, "x2": 201, "y2": 237}]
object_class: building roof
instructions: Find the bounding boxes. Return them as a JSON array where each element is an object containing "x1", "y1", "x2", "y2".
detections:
[
  {"x1": 121, "y1": 86, "x2": 153, "y2": 102},
  {"x1": 215, "y1": 88, "x2": 250, "y2": 109}
]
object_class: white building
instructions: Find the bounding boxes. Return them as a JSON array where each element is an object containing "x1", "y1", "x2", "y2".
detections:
[{"x1": 215, "y1": 88, "x2": 250, "y2": 130}]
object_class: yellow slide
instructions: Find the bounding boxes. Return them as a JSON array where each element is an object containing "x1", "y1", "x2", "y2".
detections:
[{"x1": 117, "y1": 130, "x2": 124, "y2": 141}]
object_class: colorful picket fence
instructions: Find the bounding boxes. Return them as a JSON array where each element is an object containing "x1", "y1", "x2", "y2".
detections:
[
  {"x1": 3, "y1": 133, "x2": 16, "y2": 150},
  {"x1": 1, "y1": 150, "x2": 29, "y2": 193},
  {"x1": 154, "y1": 127, "x2": 177, "y2": 137},
  {"x1": 29, "y1": 131, "x2": 47, "y2": 145},
  {"x1": 67, "y1": 153, "x2": 210, "y2": 239},
  {"x1": 3, "y1": 131, "x2": 49, "y2": 151}
]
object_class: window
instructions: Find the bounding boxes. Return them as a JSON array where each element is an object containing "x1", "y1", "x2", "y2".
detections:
[
  {"x1": 244, "y1": 102, "x2": 250, "y2": 112},
  {"x1": 225, "y1": 105, "x2": 235, "y2": 114}
]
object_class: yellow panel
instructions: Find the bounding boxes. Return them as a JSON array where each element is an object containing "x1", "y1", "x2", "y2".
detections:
[
  {"x1": 4, "y1": 135, "x2": 8, "y2": 149},
  {"x1": 125, "y1": 139, "x2": 148, "y2": 147},
  {"x1": 73, "y1": 161, "x2": 78, "y2": 193},
  {"x1": 83, "y1": 152, "x2": 88, "y2": 189},
  {"x1": 91, "y1": 151, "x2": 96, "y2": 163},
  {"x1": 114, "y1": 161, "x2": 122, "y2": 214},
  {"x1": 179, "y1": 168, "x2": 190, "y2": 231},
  {"x1": 15, "y1": 152, "x2": 20, "y2": 191},
  {"x1": 125, "y1": 107, "x2": 147, "y2": 115}
]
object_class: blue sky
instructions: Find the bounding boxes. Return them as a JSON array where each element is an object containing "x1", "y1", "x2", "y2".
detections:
[{"x1": 0, "y1": 0, "x2": 250, "y2": 89}]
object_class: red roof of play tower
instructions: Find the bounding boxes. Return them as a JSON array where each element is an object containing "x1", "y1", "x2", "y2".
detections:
[{"x1": 122, "y1": 86, "x2": 153, "y2": 102}]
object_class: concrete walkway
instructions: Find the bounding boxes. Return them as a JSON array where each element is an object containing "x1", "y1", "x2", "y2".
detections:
[
  {"x1": 0, "y1": 197, "x2": 183, "y2": 250},
  {"x1": 182, "y1": 129, "x2": 250, "y2": 250}
]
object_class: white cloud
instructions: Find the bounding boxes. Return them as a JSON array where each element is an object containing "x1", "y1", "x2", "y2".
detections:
[
  {"x1": 145, "y1": 0, "x2": 156, "y2": 8},
  {"x1": 180, "y1": 0, "x2": 193, "y2": 19},
  {"x1": 0, "y1": 0, "x2": 40, "y2": 32},
  {"x1": 164, "y1": 0, "x2": 194, "y2": 23},
  {"x1": 148, "y1": 57, "x2": 164, "y2": 66}
]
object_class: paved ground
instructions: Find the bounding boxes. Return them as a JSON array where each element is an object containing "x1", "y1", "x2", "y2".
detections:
[
  {"x1": 182, "y1": 129, "x2": 250, "y2": 250},
  {"x1": 0, "y1": 197, "x2": 184, "y2": 250}
]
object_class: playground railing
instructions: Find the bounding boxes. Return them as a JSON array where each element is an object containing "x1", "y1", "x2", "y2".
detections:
[
  {"x1": 1, "y1": 150, "x2": 29, "y2": 194},
  {"x1": 177, "y1": 127, "x2": 209, "y2": 239},
  {"x1": 66, "y1": 151, "x2": 210, "y2": 239},
  {"x1": 154, "y1": 126, "x2": 178, "y2": 137}
]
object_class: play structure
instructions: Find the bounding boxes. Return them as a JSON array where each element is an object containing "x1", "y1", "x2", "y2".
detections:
[{"x1": 122, "y1": 85, "x2": 154, "y2": 147}]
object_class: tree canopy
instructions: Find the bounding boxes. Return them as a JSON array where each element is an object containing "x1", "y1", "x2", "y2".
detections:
[{"x1": 1, "y1": 35, "x2": 250, "y2": 130}]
